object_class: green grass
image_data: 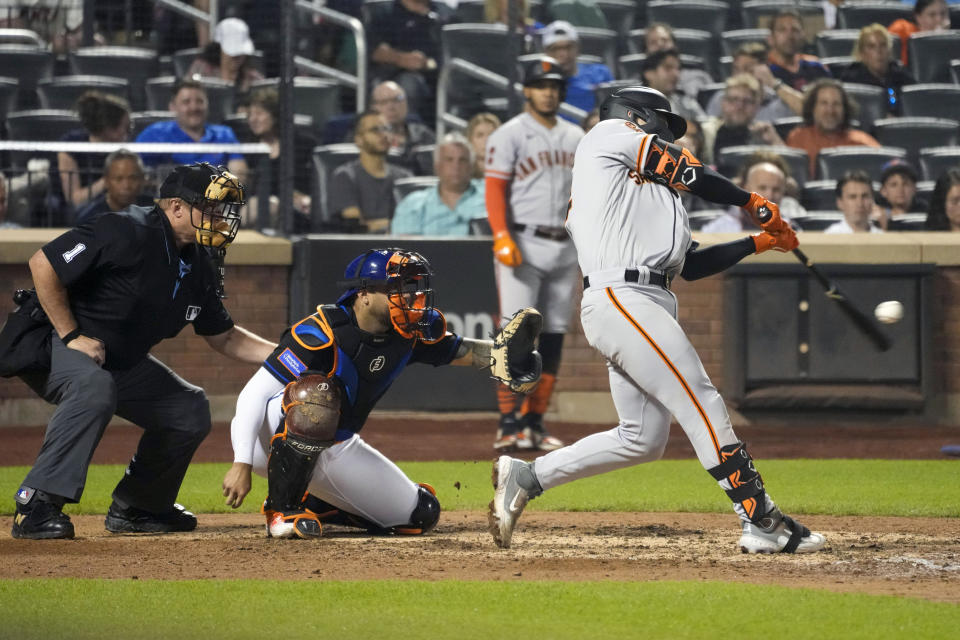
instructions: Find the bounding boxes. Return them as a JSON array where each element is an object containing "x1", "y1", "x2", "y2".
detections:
[
  {"x1": 1, "y1": 459, "x2": 958, "y2": 517},
  {"x1": 0, "y1": 579, "x2": 956, "y2": 639}
]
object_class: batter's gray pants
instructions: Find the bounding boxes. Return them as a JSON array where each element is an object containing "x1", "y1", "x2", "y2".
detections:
[{"x1": 20, "y1": 332, "x2": 211, "y2": 513}]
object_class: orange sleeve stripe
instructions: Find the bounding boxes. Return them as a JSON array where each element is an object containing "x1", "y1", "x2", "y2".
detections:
[
  {"x1": 605, "y1": 287, "x2": 722, "y2": 458},
  {"x1": 636, "y1": 135, "x2": 651, "y2": 173},
  {"x1": 485, "y1": 176, "x2": 511, "y2": 236}
]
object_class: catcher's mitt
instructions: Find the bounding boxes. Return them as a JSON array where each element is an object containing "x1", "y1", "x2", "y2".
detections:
[{"x1": 490, "y1": 307, "x2": 543, "y2": 393}]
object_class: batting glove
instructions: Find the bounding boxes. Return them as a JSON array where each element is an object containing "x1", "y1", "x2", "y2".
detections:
[
  {"x1": 493, "y1": 231, "x2": 522, "y2": 267},
  {"x1": 752, "y1": 227, "x2": 798, "y2": 254},
  {"x1": 743, "y1": 192, "x2": 787, "y2": 233}
]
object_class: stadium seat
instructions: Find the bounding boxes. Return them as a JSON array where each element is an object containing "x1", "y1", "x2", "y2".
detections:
[
  {"x1": 647, "y1": 1, "x2": 729, "y2": 35},
  {"x1": 697, "y1": 82, "x2": 725, "y2": 109},
  {"x1": 249, "y1": 77, "x2": 342, "y2": 129},
  {"x1": 719, "y1": 28, "x2": 769, "y2": 56},
  {"x1": 0, "y1": 28, "x2": 44, "y2": 47},
  {"x1": 791, "y1": 210, "x2": 843, "y2": 231},
  {"x1": 573, "y1": 27, "x2": 619, "y2": 70},
  {"x1": 312, "y1": 143, "x2": 361, "y2": 225},
  {"x1": 816, "y1": 146, "x2": 907, "y2": 181},
  {"x1": 953, "y1": 4, "x2": 960, "y2": 29},
  {"x1": 361, "y1": 0, "x2": 394, "y2": 24},
  {"x1": 441, "y1": 23, "x2": 513, "y2": 110},
  {"x1": 916, "y1": 180, "x2": 935, "y2": 203},
  {"x1": 0, "y1": 44, "x2": 54, "y2": 109},
  {"x1": 918, "y1": 147, "x2": 960, "y2": 182},
  {"x1": 873, "y1": 118, "x2": 959, "y2": 164},
  {"x1": 172, "y1": 47, "x2": 202, "y2": 78},
  {"x1": 131, "y1": 110, "x2": 174, "y2": 137},
  {"x1": 453, "y1": 0, "x2": 485, "y2": 22},
  {"x1": 0, "y1": 77, "x2": 18, "y2": 121},
  {"x1": 801, "y1": 180, "x2": 838, "y2": 211},
  {"x1": 773, "y1": 116, "x2": 803, "y2": 141},
  {"x1": 223, "y1": 113, "x2": 256, "y2": 143},
  {"x1": 816, "y1": 30, "x2": 858, "y2": 59},
  {"x1": 594, "y1": 0, "x2": 636, "y2": 38},
  {"x1": 5, "y1": 110, "x2": 82, "y2": 169},
  {"x1": 837, "y1": 2, "x2": 912, "y2": 30},
  {"x1": 908, "y1": 31, "x2": 960, "y2": 83},
  {"x1": 593, "y1": 79, "x2": 635, "y2": 105},
  {"x1": 716, "y1": 144, "x2": 810, "y2": 184},
  {"x1": 409, "y1": 144, "x2": 436, "y2": 176},
  {"x1": 146, "y1": 76, "x2": 235, "y2": 122},
  {"x1": 38, "y1": 76, "x2": 130, "y2": 111},
  {"x1": 887, "y1": 213, "x2": 927, "y2": 231},
  {"x1": 820, "y1": 56, "x2": 853, "y2": 77},
  {"x1": 842, "y1": 83, "x2": 888, "y2": 130},
  {"x1": 952, "y1": 59, "x2": 960, "y2": 84},
  {"x1": 900, "y1": 84, "x2": 960, "y2": 120},
  {"x1": 617, "y1": 53, "x2": 706, "y2": 80},
  {"x1": 740, "y1": 0, "x2": 822, "y2": 30},
  {"x1": 70, "y1": 47, "x2": 159, "y2": 111},
  {"x1": 393, "y1": 176, "x2": 439, "y2": 204}
]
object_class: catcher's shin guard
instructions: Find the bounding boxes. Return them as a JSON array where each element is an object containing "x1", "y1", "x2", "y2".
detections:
[
  {"x1": 393, "y1": 483, "x2": 440, "y2": 535},
  {"x1": 707, "y1": 442, "x2": 768, "y2": 523}
]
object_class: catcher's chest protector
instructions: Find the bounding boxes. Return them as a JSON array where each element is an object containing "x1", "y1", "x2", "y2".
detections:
[{"x1": 321, "y1": 306, "x2": 416, "y2": 429}]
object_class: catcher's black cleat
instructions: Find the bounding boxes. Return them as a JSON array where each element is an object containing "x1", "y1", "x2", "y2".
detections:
[
  {"x1": 105, "y1": 501, "x2": 197, "y2": 533},
  {"x1": 12, "y1": 501, "x2": 75, "y2": 540}
]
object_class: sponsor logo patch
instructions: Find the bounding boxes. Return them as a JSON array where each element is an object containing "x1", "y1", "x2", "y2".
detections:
[
  {"x1": 369, "y1": 355, "x2": 385, "y2": 372},
  {"x1": 278, "y1": 348, "x2": 307, "y2": 377},
  {"x1": 15, "y1": 487, "x2": 34, "y2": 505},
  {"x1": 62, "y1": 243, "x2": 86, "y2": 263},
  {"x1": 185, "y1": 305, "x2": 201, "y2": 321}
]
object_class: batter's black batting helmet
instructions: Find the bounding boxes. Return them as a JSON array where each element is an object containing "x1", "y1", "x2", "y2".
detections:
[
  {"x1": 598, "y1": 86, "x2": 687, "y2": 142},
  {"x1": 522, "y1": 55, "x2": 566, "y2": 86}
]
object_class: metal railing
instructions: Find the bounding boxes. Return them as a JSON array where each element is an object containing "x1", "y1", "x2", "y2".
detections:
[
  {"x1": 436, "y1": 57, "x2": 588, "y2": 137},
  {"x1": 293, "y1": 0, "x2": 367, "y2": 112}
]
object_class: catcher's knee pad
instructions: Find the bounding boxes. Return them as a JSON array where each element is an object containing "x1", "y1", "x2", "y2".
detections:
[
  {"x1": 707, "y1": 442, "x2": 768, "y2": 523},
  {"x1": 538, "y1": 332, "x2": 564, "y2": 375},
  {"x1": 264, "y1": 374, "x2": 342, "y2": 514},
  {"x1": 394, "y1": 484, "x2": 440, "y2": 536}
]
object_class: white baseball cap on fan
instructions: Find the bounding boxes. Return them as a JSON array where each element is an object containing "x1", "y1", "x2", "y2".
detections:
[{"x1": 214, "y1": 18, "x2": 255, "y2": 57}]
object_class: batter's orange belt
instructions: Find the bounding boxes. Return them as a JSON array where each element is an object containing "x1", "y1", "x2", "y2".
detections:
[
  {"x1": 512, "y1": 223, "x2": 569, "y2": 242},
  {"x1": 583, "y1": 268, "x2": 672, "y2": 290}
]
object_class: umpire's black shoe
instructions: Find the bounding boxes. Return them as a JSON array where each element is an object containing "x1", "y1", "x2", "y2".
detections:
[
  {"x1": 12, "y1": 501, "x2": 75, "y2": 540},
  {"x1": 104, "y1": 501, "x2": 197, "y2": 533}
]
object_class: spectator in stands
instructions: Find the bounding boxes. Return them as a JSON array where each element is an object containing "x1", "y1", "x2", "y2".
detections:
[
  {"x1": 136, "y1": 79, "x2": 247, "y2": 182},
  {"x1": 581, "y1": 108, "x2": 600, "y2": 133},
  {"x1": 827, "y1": 171, "x2": 882, "y2": 233},
  {"x1": 57, "y1": 92, "x2": 132, "y2": 214},
  {"x1": 369, "y1": 0, "x2": 453, "y2": 125},
  {"x1": 876, "y1": 159, "x2": 926, "y2": 230},
  {"x1": 244, "y1": 87, "x2": 313, "y2": 229},
  {"x1": 785, "y1": 79, "x2": 880, "y2": 177},
  {"x1": 767, "y1": 9, "x2": 831, "y2": 91},
  {"x1": 706, "y1": 43, "x2": 803, "y2": 120},
  {"x1": 74, "y1": 151, "x2": 153, "y2": 224},
  {"x1": 643, "y1": 22, "x2": 713, "y2": 102},
  {"x1": 485, "y1": 0, "x2": 542, "y2": 34},
  {"x1": 701, "y1": 153, "x2": 805, "y2": 232},
  {"x1": 540, "y1": 21, "x2": 613, "y2": 122},
  {"x1": 924, "y1": 167, "x2": 960, "y2": 231},
  {"x1": 371, "y1": 81, "x2": 436, "y2": 174},
  {"x1": 328, "y1": 111, "x2": 413, "y2": 233},
  {"x1": 889, "y1": 0, "x2": 950, "y2": 66},
  {"x1": 186, "y1": 17, "x2": 265, "y2": 96},
  {"x1": 640, "y1": 49, "x2": 706, "y2": 123},
  {"x1": 700, "y1": 74, "x2": 784, "y2": 167},
  {"x1": 841, "y1": 24, "x2": 915, "y2": 116},
  {"x1": 466, "y1": 112, "x2": 502, "y2": 178},
  {"x1": 391, "y1": 132, "x2": 486, "y2": 235}
]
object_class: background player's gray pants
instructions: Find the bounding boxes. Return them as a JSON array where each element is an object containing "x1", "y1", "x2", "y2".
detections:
[{"x1": 21, "y1": 333, "x2": 211, "y2": 513}]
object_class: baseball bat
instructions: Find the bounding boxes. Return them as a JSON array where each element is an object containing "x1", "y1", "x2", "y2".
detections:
[{"x1": 752, "y1": 203, "x2": 891, "y2": 352}]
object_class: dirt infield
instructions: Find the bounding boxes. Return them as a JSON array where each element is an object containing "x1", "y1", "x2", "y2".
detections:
[{"x1": 3, "y1": 416, "x2": 959, "y2": 601}]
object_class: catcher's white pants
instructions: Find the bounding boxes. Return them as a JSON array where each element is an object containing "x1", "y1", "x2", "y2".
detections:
[
  {"x1": 494, "y1": 234, "x2": 579, "y2": 333},
  {"x1": 533, "y1": 282, "x2": 742, "y2": 492},
  {"x1": 250, "y1": 393, "x2": 420, "y2": 528}
]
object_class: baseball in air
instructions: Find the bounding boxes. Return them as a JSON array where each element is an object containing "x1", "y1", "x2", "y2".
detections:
[{"x1": 874, "y1": 300, "x2": 904, "y2": 324}]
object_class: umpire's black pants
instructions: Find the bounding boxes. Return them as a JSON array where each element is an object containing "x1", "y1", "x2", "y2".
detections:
[{"x1": 20, "y1": 332, "x2": 211, "y2": 513}]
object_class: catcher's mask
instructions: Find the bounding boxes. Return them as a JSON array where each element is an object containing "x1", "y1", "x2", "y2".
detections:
[
  {"x1": 159, "y1": 162, "x2": 245, "y2": 249},
  {"x1": 336, "y1": 248, "x2": 446, "y2": 342},
  {"x1": 598, "y1": 86, "x2": 687, "y2": 143}
]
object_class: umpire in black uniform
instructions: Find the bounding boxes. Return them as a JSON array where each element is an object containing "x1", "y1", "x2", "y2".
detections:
[{"x1": 6, "y1": 162, "x2": 276, "y2": 539}]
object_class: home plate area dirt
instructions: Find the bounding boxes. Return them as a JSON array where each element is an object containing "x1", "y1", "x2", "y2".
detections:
[{"x1": 3, "y1": 511, "x2": 958, "y2": 603}]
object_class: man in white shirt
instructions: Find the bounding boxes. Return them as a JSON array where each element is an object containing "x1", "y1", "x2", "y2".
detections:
[
  {"x1": 825, "y1": 171, "x2": 883, "y2": 234},
  {"x1": 702, "y1": 157, "x2": 805, "y2": 232}
]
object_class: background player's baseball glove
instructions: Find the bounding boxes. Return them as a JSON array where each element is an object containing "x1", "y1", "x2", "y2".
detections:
[{"x1": 490, "y1": 307, "x2": 543, "y2": 393}]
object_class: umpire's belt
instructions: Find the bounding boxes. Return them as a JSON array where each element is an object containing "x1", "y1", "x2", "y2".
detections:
[
  {"x1": 512, "y1": 223, "x2": 569, "y2": 242},
  {"x1": 583, "y1": 267, "x2": 672, "y2": 290}
]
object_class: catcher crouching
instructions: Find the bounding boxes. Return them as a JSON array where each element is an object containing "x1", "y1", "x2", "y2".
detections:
[{"x1": 224, "y1": 248, "x2": 543, "y2": 538}]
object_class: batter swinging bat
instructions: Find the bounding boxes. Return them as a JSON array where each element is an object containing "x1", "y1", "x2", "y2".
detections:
[{"x1": 754, "y1": 204, "x2": 891, "y2": 352}]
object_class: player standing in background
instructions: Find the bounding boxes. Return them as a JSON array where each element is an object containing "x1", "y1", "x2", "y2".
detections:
[
  {"x1": 485, "y1": 56, "x2": 584, "y2": 452},
  {"x1": 489, "y1": 86, "x2": 828, "y2": 555}
]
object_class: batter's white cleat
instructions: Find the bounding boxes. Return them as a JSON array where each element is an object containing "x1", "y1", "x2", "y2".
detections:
[
  {"x1": 265, "y1": 510, "x2": 323, "y2": 539},
  {"x1": 488, "y1": 456, "x2": 539, "y2": 548},
  {"x1": 739, "y1": 510, "x2": 825, "y2": 554}
]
